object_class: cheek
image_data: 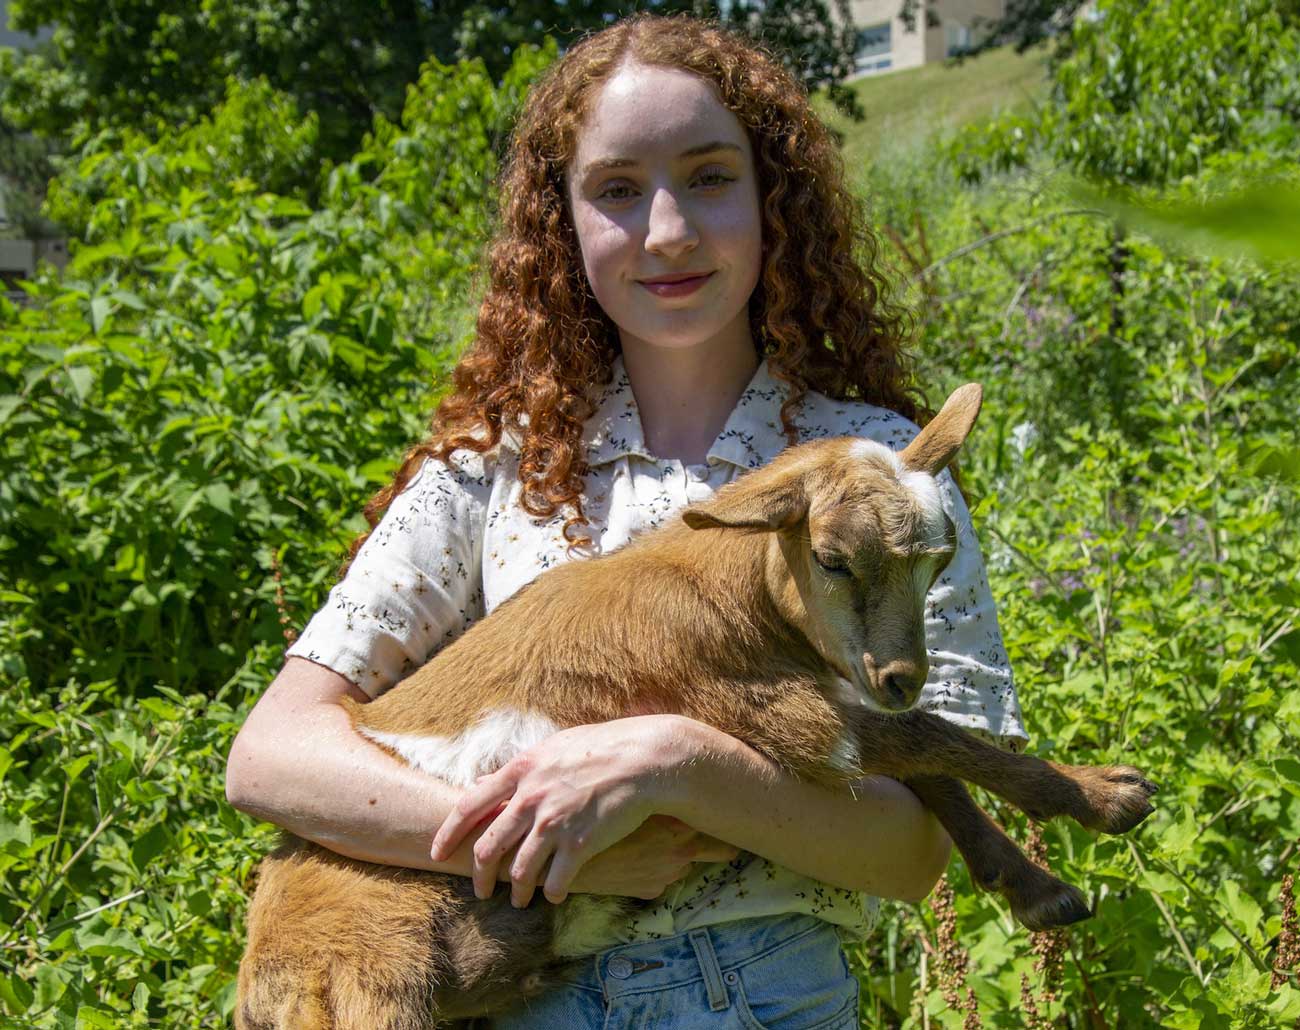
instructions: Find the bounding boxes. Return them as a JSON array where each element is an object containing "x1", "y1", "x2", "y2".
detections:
[
  {"x1": 573, "y1": 208, "x2": 633, "y2": 286},
  {"x1": 711, "y1": 188, "x2": 763, "y2": 287}
]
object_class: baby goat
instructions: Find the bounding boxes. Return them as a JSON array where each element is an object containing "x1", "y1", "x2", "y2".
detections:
[{"x1": 236, "y1": 383, "x2": 1157, "y2": 1028}]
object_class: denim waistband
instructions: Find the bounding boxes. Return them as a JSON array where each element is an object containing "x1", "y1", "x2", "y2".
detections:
[{"x1": 560, "y1": 913, "x2": 835, "y2": 1003}]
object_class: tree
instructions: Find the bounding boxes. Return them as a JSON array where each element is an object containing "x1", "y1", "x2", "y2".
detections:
[{"x1": 0, "y1": 0, "x2": 863, "y2": 181}]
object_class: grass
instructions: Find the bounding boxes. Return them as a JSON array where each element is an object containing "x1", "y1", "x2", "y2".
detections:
[{"x1": 814, "y1": 44, "x2": 1049, "y2": 188}]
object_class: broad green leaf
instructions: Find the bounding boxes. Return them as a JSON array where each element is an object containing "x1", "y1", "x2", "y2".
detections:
[
  {"x1": 75, "y1": 925, "x2": 144, "y2": 958},
  {"x1": 89, "y1": 295, "x2": 111, "y2": 334},
  {"x1": 76, "y1": 1006, "x2": 119, "y2": 1028},
  {"x1": 66, "y1": 365, "x2": 95, "y2": 402}
]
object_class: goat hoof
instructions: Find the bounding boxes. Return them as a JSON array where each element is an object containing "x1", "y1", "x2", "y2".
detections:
[
  {"x1": 1011, "y1": 881, "x2": 1091, "y2": 931},
  {"x1": 1095, "y1": 766, "x2": 1159, "y2": 834}
]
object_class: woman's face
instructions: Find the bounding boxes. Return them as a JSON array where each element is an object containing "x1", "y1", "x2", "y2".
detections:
[{"x1": 565, "y1": 59, "x2": 763, "y2": 356}]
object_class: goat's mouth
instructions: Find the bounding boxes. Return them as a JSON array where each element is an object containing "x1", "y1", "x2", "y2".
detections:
[{"x1": 832, "y1": 661, "x2": 891, "y2": 714}]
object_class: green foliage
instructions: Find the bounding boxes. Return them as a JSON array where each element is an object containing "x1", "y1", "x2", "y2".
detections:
[
  {"x1": 1070, "y1": 171, "x2": 1300, "y2": 268},
  {"x1": 0, "y1": 670, "x2": 271, "y2": 1026},
  {"x1": 949, "y1": 0, "x2": 1300, "y2": 187},
  {"x1": 1, "y1": 0, "x2": 865, "y2": 182},
  {"x1": 0, "y1": 43, "x2": 551, "y2": 1025},
  {"x1": 0, "y1": 43, "x2": 547, "y2": 703},
  {"x1": 842, "y1": 8, "x2": 1300, "y2": 1020},
  {"x1": 42, "y1": 77, "x2": 323, "y2": 241},
  {"x1": 4, "y1": 4, "x2": 1300, "y2": 1026},
  {"x1": 844, "y1": 160, "x2": 1300, "y2": 1026}
]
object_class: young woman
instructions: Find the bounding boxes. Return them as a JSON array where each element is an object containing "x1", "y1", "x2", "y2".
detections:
[{"x1": 226, "y1": 13, "x2": 1026, "y2": 1027}]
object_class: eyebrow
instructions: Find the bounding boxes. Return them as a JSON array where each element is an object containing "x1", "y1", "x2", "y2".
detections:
[{"x1": 581, "y1": 141, "x2": 744, "y2": 178}]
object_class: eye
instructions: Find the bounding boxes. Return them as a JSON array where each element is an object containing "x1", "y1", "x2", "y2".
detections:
[
  {"x1": 814, "y1": 551, "x2": 851, "y2": 576},
  {"x1": 694, "y1": 168, "x2": 735, "y2": 189},
  {"x1": 596, "y1": 181, "x2": 638, "y2": 202}
]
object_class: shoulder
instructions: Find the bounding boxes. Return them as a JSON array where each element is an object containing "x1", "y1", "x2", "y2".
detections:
[
  {"x1": 795, "y1": 387, "x2": 922, "y2": 452},
  {"x1": 400, "y1": 443, "x2": 507, "y2": 508}
]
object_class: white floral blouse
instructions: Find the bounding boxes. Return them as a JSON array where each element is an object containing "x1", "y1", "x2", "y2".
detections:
[{"x1": 286, "y1": 355, "x2": 1028, "y2": 942}]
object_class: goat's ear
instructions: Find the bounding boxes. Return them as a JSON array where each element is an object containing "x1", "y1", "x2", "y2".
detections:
[
  {"x1": 898, "y1": 383, "x2": 983, "y2": 477},
  {"x1": 682, "y1": 475, "x2": 806, "y2": 532}
]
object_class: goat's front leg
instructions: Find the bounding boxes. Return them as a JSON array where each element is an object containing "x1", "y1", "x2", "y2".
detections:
[
  {"x1": 855, "y1": 710, "x2": 1158, "y2": 834},
  {"x1": 905, "y1": 775, "x2": 1091, "y2": 930}
]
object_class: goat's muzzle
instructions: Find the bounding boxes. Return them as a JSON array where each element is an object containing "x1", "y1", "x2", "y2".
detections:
[{"x1": 867, "y1": 658, "x2": 926, "y2": 712}]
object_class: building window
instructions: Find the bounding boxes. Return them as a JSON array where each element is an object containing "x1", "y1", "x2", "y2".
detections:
[
  {"x1": 855, "y1": 22, "x2": 891, "y2": 70},
  {"x1": 946, "y1": 23, "x2": 972, "y2": 56}
]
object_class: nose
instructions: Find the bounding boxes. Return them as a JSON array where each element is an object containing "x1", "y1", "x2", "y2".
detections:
[
  {"x1": 644, "y1": 187, "x2": 698, "y2": 259},
  {"x1": 874, "y1": 659, "x2": 926, "y2": 711}
]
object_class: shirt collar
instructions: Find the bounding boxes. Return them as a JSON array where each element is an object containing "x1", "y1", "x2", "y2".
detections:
[{"x1": 582, "y1": 355, "x2": 796, "y2": 470}]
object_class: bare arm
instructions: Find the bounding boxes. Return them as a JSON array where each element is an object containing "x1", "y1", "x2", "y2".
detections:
[
  {"x1": 225, "y1": 657, "x2": 737, "y2": 895},
  {"x1": 434, "y1": 714, "x2": 953, "y2": 906},
  {"x1": 659, "y1": 716, "x2": 953, "y2": 902},
  {"x1": 225, "y1": 657, "x2": 478, "y2": 873}
]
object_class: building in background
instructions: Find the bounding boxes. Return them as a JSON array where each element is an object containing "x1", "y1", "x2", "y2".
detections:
[
  {"x1": 0, "y1": 0, "x2": 65, "y2": 290},
  {"x1": 845, "y1": 0, "x2": 1006, "y2": 77}
]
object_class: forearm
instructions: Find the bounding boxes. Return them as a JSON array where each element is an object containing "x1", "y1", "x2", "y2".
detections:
[
  {"x1": 655, "y1": 716, "x2": 952, "y2": 901},
  {"x1": 225, "y1": 661, "x2": 489, "y2": 878}
]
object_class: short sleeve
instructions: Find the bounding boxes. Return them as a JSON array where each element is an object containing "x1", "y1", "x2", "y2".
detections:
[
  {"x1": 919, "y1": 469, "x2": 1030, "y2": 753},
  {"x1": 285, "y1": 451, "x2": 493, "y2": 698}
]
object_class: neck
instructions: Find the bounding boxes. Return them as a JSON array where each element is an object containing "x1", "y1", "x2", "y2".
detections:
[{"x1": 620, "y1": 335, "x2": 759, "y2": 465}]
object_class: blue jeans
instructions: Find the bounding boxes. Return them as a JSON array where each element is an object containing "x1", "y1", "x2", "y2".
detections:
[{"x1": 492, "y1": 913, "x2": 861, "y2": 1029}]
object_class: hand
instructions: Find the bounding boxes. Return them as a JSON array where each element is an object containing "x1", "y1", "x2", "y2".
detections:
[
  {"x1": 429, "y1": 716, "x2": 735, "y2": 906},
  {"x1": 568, "y1": 814, "x2": 739, "y2": 899}
]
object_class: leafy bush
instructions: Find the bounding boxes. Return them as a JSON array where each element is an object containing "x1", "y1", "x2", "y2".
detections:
[
  {"x1": 846, "y1": 17, "x2": 1300, "y2": 1015},
  {"x1": 849, "y1": 172, "x2": 1300, "y2": 1025},
  {"x1": 3, "y1": 4, "x2": 1299, "y2": 1026},
  {"x1": 949, "y1": 0, "x2": 1300, "y2": 187},
  {"x1": 0, "y1": 44, "x2": 547, "y2": 1026}
]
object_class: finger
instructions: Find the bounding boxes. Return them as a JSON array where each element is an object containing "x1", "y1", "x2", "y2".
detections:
[
  {"x1": 471, "y1": 800, "x2": 536, "y2": 900},
  {"x1": 542, "y1": 846, "x2": 590, "y2": 905},
  {"x1": 509, "y1": 830, "x2": 558, "y2": 908},
  {"x1": 430, "y1": 766, "x2": 520, "y2": 861}
]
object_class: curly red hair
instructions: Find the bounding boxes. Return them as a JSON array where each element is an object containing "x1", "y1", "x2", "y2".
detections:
[{"x1": 347, "y1": 11, "x2": 926, "y2": 566}]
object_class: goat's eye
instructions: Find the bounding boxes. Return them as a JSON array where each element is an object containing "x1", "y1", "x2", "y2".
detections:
[{"x1": 814, "y1": 551, "x2": 851, "y2": 575}]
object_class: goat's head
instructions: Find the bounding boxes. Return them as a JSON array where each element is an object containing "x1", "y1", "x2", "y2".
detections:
[{"x1": 682, "y1": 384, "x2": 983, "y2": 713}]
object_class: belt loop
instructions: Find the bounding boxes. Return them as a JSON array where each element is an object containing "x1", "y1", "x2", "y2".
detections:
[{"x1": 688, "y1": 928, "x2": 730, "y2": 1012}]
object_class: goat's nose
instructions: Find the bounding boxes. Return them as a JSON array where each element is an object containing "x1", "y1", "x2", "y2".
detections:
[{"x1": 878, "y1": 661, "x2": 924, "y2": 710}]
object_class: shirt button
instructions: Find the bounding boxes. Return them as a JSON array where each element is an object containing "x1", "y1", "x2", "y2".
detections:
[{"x1": 607, "y1": 956, "x2": 633, "y2": 979}]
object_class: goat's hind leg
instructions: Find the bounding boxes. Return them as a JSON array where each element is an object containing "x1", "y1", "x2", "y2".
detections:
[
  {"x1": 906, "y1": 775, "x2": 1090, "y2": 931},
  {"x1": 238, "y1": 840, "x2": 459, "y2": 1030}
]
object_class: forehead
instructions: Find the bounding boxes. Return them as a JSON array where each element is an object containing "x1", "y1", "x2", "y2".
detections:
[
  {"x1": 812, "y1": 440, "x2": 950, "y2": 552},
  {"x1": 570, "y1": 60, "x2": 752, "y2": 176}
]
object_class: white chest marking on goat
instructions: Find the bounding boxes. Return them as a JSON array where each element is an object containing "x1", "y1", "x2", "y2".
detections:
[
  {"x1": 359, "y1": 708, "x2": 560, "y2": 789},
  {"x1": 825, "y1": 677, "x2": 876, "y2": 775},
  {"x1": 829, "y1": 731, "x2": 861, "y2": 775}
]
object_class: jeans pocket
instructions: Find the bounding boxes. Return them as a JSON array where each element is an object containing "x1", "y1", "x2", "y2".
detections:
[{"x1": 728, "y1": 924, "x2": 860, "y2": 1030}]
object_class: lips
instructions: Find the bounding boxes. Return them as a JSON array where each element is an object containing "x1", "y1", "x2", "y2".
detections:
[
  {"x1": 639, "y1": 272, "x2": 712, "y2": 284},
  {"x1": 638, "y1": 272, "x2": 714, "y2": 297}
]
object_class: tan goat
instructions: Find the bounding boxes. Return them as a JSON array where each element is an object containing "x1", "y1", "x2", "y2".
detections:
[{"x1": 236, "y1": 383, "x2": 1157, "y2": 1028}]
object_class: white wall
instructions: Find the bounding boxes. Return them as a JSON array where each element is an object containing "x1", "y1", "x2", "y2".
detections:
[{"x1": 842, "y1": 0, "x2": 1005, "y2": 77}]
